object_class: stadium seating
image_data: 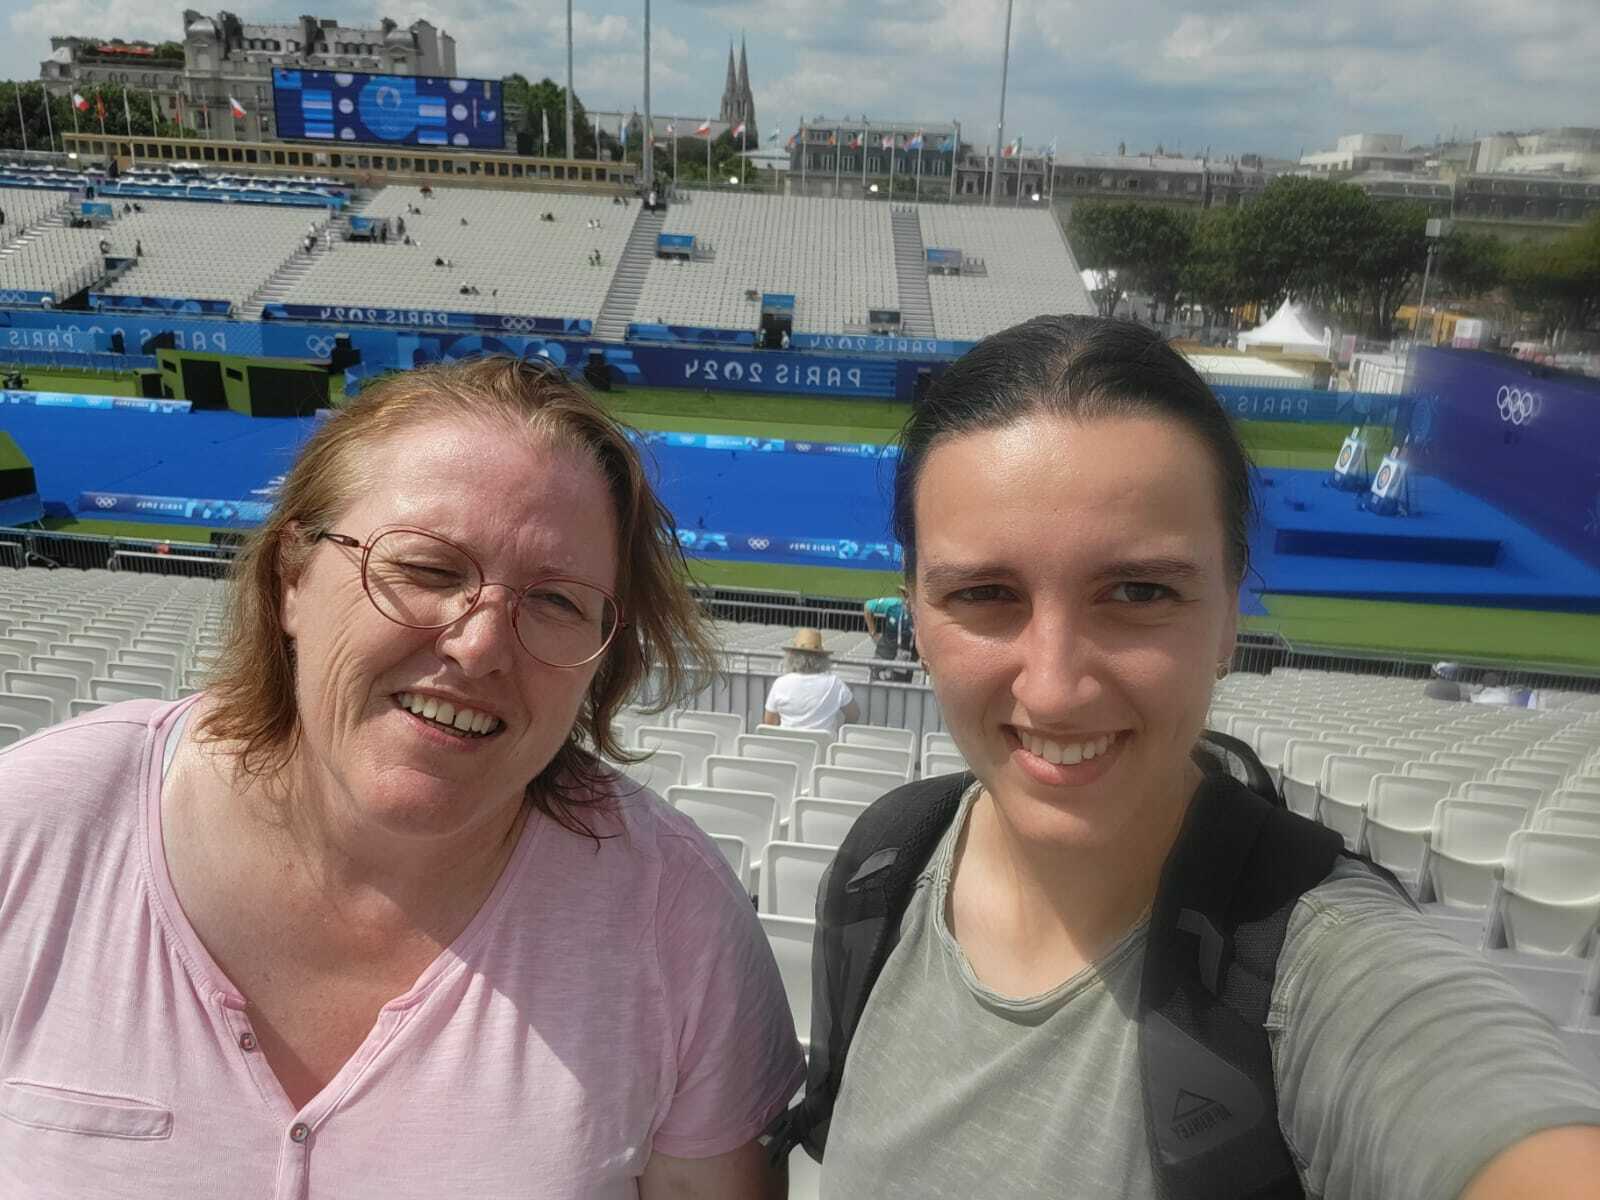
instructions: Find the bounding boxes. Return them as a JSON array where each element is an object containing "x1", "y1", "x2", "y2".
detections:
[
  {"x1": 99, "y1": 200, "x2": 315, "y2": 311},
  {"x1": 760, "y1": 841, "x2": 835, "y2": 918},
  {"x1": 790, "y1": 797, "x2": 870, "y2": 849},
  {"x1": 759, "y1": 913, "x2": 815, "y2": 1046},
  {"x1": 635, "y1": 193, "x2": 897, "y2": 334},
  {"x1": 637, "y1": 725, "x2": 717, "y2": 786},
  {"x1": 0, "y1": 224, "x2": 103, "y2": 301},
  {"x1": 282, "y1": 186, "x2": 634, "y2": 322},
  {"x1": 915, "y1": 203, "x2": 1095, "y2": 340}
]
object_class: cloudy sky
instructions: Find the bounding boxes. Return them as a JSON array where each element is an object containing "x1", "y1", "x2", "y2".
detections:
[{"x1": 4, "y1": 0, "x2": 1596, "y2": 159}]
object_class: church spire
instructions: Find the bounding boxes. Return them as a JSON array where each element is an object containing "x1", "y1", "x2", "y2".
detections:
[{"x1": 737, "y1": 34, "x2": 750, "y2": 101}]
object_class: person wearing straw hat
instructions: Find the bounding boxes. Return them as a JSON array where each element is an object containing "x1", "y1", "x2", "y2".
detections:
[{"x1": 763, "y1": 628, "x2": 861, "y2": 734}]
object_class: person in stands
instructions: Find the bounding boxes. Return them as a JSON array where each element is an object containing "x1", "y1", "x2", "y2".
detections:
[
  {"x1": 0, "y1": 357, "x2": 802, "y2": 1198},
  {"x1": 763, "y1": 628, "x2": 860, "y2": 735},
  {"x1": 776, "y1": 316, "x2": 1600, "y2": 1198},
  {"x1": 863, "y1": 587, "x2": 914, "y2": 681}
]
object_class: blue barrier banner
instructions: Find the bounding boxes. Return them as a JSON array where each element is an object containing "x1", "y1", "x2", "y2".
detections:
[
  {"x1": 0, "y1": 309, "x2": 258, "y2": 357},
  {"x1": 657, "y1": 233, "x2": 695, "y2": 253},
  {"x1": 92, "y1": 294, "x2": 234, "y2": 317},
  {"x1": 633, "y1": 429, "x2": 898, "y2": 458},
  {"x1": 674, "y1": 528, "x2": 903, "y2": 568},
  {"x1": 81, "y1": 201, "x2": 114, "y2": 219},
  {"x1": 0, "y1": 288, "x2": 57, "y2": 308},
  {"x1": 98, "y1": 181, "x2": 345, "y2": 209},
  {"x1": 601, "y1": 345, "x2": 898, "y2": 399},
  {"x1": 78, "y1": 491, "x2": 272, "y2": 523},
  {"x1": 762, "y1": 293, "x2": 795, "y2": 312},
  {"x1": 348, "y1": 215, "x2": 378, "y2": 234},
  {"x1": 793, "y1": 332, "x2": 975, "y2": 358},
  {"x1": 261, "y1": 303, "x2": 589, "y2": 336},
  {"x1": 926, "y1": 248, "x2": 963, "y2": 269},
  {"x1": 1211, "y1": 385, "x2": 1399, "y2": 425},
  {"x1": 627, "y1": 323, "x2": 755, "y2": 347},
  {"x1": 2, "y1": 389, "x2": 190, "y2": 414},
  {"x1": 1412, "y1": 347, "x2": 1600, "y2": 569}
]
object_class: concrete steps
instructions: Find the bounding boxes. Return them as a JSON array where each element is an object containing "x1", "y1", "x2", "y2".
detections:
[
  {"x1": 594, "y1": 206, "x2": 666, "y2": 342},
  {"x1": 889, "y1": 205, "x2": 935, "y2": 338}
]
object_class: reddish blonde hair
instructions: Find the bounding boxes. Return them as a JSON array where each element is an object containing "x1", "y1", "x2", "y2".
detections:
[{"x1": 199, "y1": 356, "x2": 715, "y2": 833}]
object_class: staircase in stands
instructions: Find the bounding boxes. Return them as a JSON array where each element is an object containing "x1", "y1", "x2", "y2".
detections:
[
  {"x1": 889, "y1": 206, "x2": 936, "y2": 339},
  {"x1": 237, "y1": 193, "x2": 369, "y2": 321},
  {"x1": 593, "y1": 206, "x2": 666, "y2": 343}
]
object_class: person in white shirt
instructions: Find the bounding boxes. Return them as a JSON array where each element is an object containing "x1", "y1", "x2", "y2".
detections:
[{"x1": 763, "y1": 629, "x2": 860, "y2": 734}]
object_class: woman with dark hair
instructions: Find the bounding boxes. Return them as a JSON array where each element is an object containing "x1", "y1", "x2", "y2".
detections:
[
  {"x1": 796, "y1": 316, "x2": 1600, "y2": 1198},
  {"x1": 0, "y1": 358, "x2": 802, "y2": 1198}
]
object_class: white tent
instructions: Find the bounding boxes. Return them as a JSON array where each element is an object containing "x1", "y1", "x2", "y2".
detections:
[{"x1": 1236, "y1": 300, "x2": 1332, "y2": 357}]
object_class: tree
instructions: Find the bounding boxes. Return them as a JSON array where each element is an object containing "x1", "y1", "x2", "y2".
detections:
[
  {"x1": 0, "y1": 81, "x2": 183, "y2": 151},
  {"x1": 1234, "y1": 176, "x2": 1373, "y2": 316},
  {"x1": 1349, "y1": 202, "x2": 1428, "y2": 338},
  {"x1": 502, "y1": 74, "x2": 596, "y2": 159},
  {"x1": 1437, "y1": 229, "x2": 1506, "y2": 300},
  {"x1": 1504, "y1": 215, "x2": 1600, "y2": 336},
  {"x1": 1068, "y1": 201, "x2": 1193, "y2": 319},
  {"x1": 1181, "y1": 206, "x2": 1251, "y2": 327}
]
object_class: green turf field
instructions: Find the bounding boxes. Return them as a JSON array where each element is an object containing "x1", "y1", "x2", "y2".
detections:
[
  {"x1": 14, "y1": 377, "x2": 1592, "y2": 667},
  {"x1": 1, "y1": 366, "x2": 142, "y2": 396}
]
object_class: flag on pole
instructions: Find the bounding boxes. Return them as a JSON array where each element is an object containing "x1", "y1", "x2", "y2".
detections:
[
  {"x1": 123, "y1": 89, "x2": 134, "y2": 135},
  {"x1": 937, "y1": 134, "x2": 955, "y2": 152},
  {"x1": 619, "y1": 118, "x2": 627, "y2": 147},
  {"x1": 905, "y1": 132, "x2": 924, "y2": 151},
  {"x1": 666, "y1": 121, "x2": 674, "y2": 134},
  {"x1": 96, "y1": 92, "x2": 107, "y2": 136},
  {"x1": 826, "y1": 130, "x2": 837, "y2": 146},
  {"x1": 542, "y1": 107, "x2": 550, "y2": 149},
  {"x1": 72, "y1": 92, "x2": 89, "y2": 112},
  {"x1": 696, "y1": 118, "x2": 711, "y2": 136},
  {"x1": 1001, "y1": 136, "x2": 1020, "y2": 158},
  {"x1": 229, "y1": 96, "x2": 246, "y2": 119},
  {"x1": 731, "y1": 121, "x2": 746, "y2": 139}
]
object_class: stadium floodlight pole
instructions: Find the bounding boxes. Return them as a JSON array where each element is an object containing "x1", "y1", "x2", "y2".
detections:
[
  {"x1": 915, "y1": 133, "x2": 924, "y2": 202},
  {"x1": 43, "y1": 86, "x2": 57, "y2": 154},
  {"x1": 565, "y1": 0, "x2": 574, "y2": 160},
  {"x1": 990, "y1": 0, "x2": 1014, "y2": 206},
  {"x1": 642, "y1": 0, "x2": 652, "y2": 189},
  {"x1": 1016, "y1": 139, "x2": 1024, "y2": 206},
  {"x1": 15, "y1": 87, "x2": 27, "y2": 154}
]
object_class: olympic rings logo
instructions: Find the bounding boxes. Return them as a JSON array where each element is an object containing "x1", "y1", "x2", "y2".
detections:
[
  {"x1": 95, "y1": 496, "x2": 119, "y2": 509},
  {"x1": 498, "y1": 317, "x2": 538, "y2": 333},
  {"x1": 1496, "y1": 385, "x2": 1541, "y2": 426},
  {"x1": 305, "y1": 335, "x2": 335, "y2": 356},
  {"x1": 747, "y1": 537, "x2": 770, "y2": 550}
]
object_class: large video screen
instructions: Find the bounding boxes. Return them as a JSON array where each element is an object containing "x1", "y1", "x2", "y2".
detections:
[{"x1": 272, "y1": 68, "x2": 503, "y2": 149}]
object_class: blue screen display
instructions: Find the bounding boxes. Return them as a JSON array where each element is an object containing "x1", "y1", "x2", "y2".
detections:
[{"x1": 272, "y1": 68, "x2": 503, "y2": 149}]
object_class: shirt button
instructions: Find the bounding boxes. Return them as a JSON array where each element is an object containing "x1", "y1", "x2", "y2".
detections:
[
  {"x1": 239, "y1": 1032, "x2": 257, "y2": 1052},
  {"x1": 289, "y1": 1123, "x2": 310, "y2": 1144}
]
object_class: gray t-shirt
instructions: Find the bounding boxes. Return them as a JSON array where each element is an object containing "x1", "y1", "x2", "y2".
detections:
[{"x1": 821, "y1": 785, "x2": 1600, "y2": 1200}]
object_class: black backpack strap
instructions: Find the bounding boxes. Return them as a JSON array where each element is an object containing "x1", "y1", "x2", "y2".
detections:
[
  {"x1": 1140, "y1": 771, "x2": 1343, "y2": 1200},
  {"x1": 766, "y1": 771, "x2": 973, "y2": 1163}
]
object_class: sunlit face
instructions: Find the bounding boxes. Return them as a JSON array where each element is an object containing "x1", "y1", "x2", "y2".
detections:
[
  {"x1": 910, "y1": 412, "x2": 1238, "y2": 850},
  {"x1": 279, "y1": 416, "x2": 619, "y2": 841}
]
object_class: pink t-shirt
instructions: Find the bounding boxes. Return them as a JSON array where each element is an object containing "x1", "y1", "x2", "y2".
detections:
[{"x1": 0, "y1": 698, "x2": 804, "y2": 1199}]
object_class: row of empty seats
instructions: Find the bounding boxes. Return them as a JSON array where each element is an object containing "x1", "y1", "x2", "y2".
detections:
[
  {"x1": 0, "y1": 224, "x2": 102, "y2": 301},
  {"x1": 915, "y1": 202, "x2": 1095, "y2": 340},
  {"x1": 638, "y1": 193, "x2": 899, "y2": 333},
  {"x1": 284, "y1": 186, "x2": 635, "y2": 321}
]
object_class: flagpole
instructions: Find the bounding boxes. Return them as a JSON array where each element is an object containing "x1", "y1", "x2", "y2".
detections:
[
  {"x1": 833, "y1": 126, "x2": 840, "y2": 197},
  {"x1": 739, "y1": 123, "x2": 745, "y2": 185},
  {"x1": 43, "y1": 86, "x2": 57, "y2": 154},
  {"x1": 888, "y1": 132, "x2": 896, "y2": 199},
  {"x1": 16, "y1": 87, "x2": 28, "y2": 154},
  {"x1": 801, "y1": 124, "x2": 807, "y2": 194},
  {"x1": 916, "y1": 134, "x2": 924, "y2": 202},
  {"x1": 564, "y1": 0, "x2": 574, "y2": 160},
  {"x1": 96, "y1": 89, "x2": 105, "y2": 138},
  {"x1": 950, "y1": 120, "x2": 959, "y2": 202},
  {"x1": 642, "y1": 0, "x2": 653, "y2": 188},
  {"x1": 990, "y1": 0, "x2": 1015, "y2": 206},
  {"x1": 860, "y1": 127, "x2": 866, "y2": 193},
  {"x1": 71, "y1": 94, "x2": 80, "y2": 136},
  {"x1": 1047, "y1": 136, "x2": 1057, "y2": 204},
  {"x1": 705, "y1": 118, "x2": 711, "y2": 181},
  {"x1": 149, "y1": 91, "x2": 160, "y2": 138},
  {"x1": 671, "y1": 121, "x2": 678, "y2": 182},
  {"x1": 1016, "y1": 140, "x2": 1024, "y2": 207}
]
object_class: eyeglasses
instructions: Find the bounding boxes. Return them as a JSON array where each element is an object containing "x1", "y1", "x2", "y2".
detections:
[{"x1": 314, "y1": 526, "x2": 623, "y2": 669}]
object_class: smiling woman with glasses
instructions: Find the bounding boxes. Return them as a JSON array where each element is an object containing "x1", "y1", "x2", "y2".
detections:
[{"x1": 0, "y1": 356, "x2": 803, "y2": 1199}]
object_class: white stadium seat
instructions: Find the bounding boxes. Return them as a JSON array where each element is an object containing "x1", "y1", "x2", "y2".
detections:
[{"x1": 760, "y1": 841, "x2": 836, "y2": 918}]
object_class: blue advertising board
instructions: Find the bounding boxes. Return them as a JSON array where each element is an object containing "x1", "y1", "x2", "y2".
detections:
[
  {"x1": 78, "y1": 491, "x2": 272, "y2": 524},
  {"x1": 633, "y1": 430, "x2": 898, "y2": 459},
  {"x1": 600, "y1": 345, "x2": 898, "y2": 398},
  {"x1": 657, "y1": 233, "x2": 695, "y2": 253},
  {"x1": 926, "y1": 248, "x2": 963, "y2": 270},
  {"x1": 0, "y1": 288, "x2": 57, "y2": 308},
  {"x1": 674, "y1": 528, "x2": 903, "y2": 570},
  {"x1": 91, "y1": 294, "x2": 234, "y2": 317},
  {"x1": 627, "y1": 323, "x2": 755, "y2": 347},
  {"x1": 272, "y1": 68, "x2": 503, "y2": 150},
  {"x1": 0, "y1": 308, "x2": 258, "y2": 357},
  {"x1": 1412, "y1": 347, "x2": 1600, "y2": 569},
  {"x1": 792, "y1": 332, "x2": 976, "y2": 358},
  {"x1": 261, "y1": 303, "x2": 587, "y2": 336},
  {"x1": 1211, "y1": 385, "x2": 1398, "y2": 426},
  {"x1": 81, "y1": 201, "x2": 114, "y2": 219},
  {"x1": 3, "y1": 389, "x2": 189, "y2": 414}
]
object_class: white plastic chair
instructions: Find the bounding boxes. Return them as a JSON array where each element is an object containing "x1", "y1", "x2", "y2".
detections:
[
  {"x1": 1430, "y1": 750, "x2": 1502, "y2": 773},
  {"x1": 1318, "y1": 755, "x2": 1394, "y2": 848},
  {"x1": 1362, "y1": 775, "x2": 1453, "y2": 885},
  {"x1": 665, "y1": 785, "x2": 778, "y2": 882},
  {"x1": 28, "y1": 654, "x2": 96, "y2": 693},
  {"x1": 838, "y1": 724, "x2": 916, "y2": 755},
  {"x1": 1499, "y1": 831, "x2": 1600, "y2": 957},
  {"x1": 1427, "y1": 800, "x2": 1528, "y2": 910},
  {"x1": 707, "y1": 834, "x2": 752, "y2": 892},
  {"x1": 1282, "y1": 739, "x2": 1340, "y2": 820},
  {"x1": 610, "y1": 704, "x2": 657, "y2": 749},
  {"x1": 922, "y1": 749, "x2": 969, "y2": 778},
  {"x1": 791, "y1": 798, "x2": 870, "y2": 848},
  {"x1": 703, "y1": 755, "x2": 801, "y2": 829},
  {"x1": 67, "y1": 698, "x2": 107, "y2": 719},
  {"x1": 826, "y1": 742, "x2": 912, "y2": 778},
  {"x1": 1457, "y1": 781, "x2": 1544, "y2": 811},
  {"x1": 1252, "y1": 725, "x2": 1300, "y2": 783},
  {"x1": 760, "y1": 841, "x2": 836, "y2": 918},
  {"x1": 636, "y1": 726, "x2": 718, "y2": 786},
  {"x1": 810, "y1": 765, "x2": 905, "y2": 806},
  {"x1": 2, "y1": 670, "x2": 75, "y2": 723},
  {"x1": 760, "y1": 913, "x2": 816, "y2": 1046},
  {"x1": 1491, "y1": 766, "x2": 1566, "y2": 793},
  {"x1": 1548, "y1": 789, "x2": 1600, "y2": 814},
  {"x1": 610, "y1": 749, "x2": 684, "y2": 797},
  {"x1": 922, "y1": 731, "x2": 959, "y2": 762},
  {"x1": 55, "y1": 640, "x2": 109, "y2": 675},
  {"x1": 1401, "y1": 761, "x2": 1481, "y2": 787},
  {"x1": 671, "y1": 709, "x2": 744, "y2": 755},
  {"x1": 755, "y1": 725, "x2": 836, "y2": 756},
  {"x1": 0, "y1": 722, "x2": 24, "y2": 748},
  {"x1": 118, "y1": 647, "x2": 181, "y2": 671},
  {"x1": 738, "y1": 734, "x2": 822, "y2": 787},
  {"x1": 87, "y1": 677, "x2": 165, "y2": 704},
  {"x1": 107, "y1": 662, "x2": 175, "y2": 696},
  {"x1": 1532, "y1": 808, "x2": 1600, "y2": 837}
]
